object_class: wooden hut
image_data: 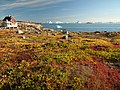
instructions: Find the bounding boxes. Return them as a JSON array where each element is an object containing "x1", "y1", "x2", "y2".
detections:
[{"x1": 2, "y1": 15, "x2": 17, "y2": 28}]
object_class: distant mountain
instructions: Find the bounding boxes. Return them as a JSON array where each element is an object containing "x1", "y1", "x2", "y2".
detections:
[
  {"x1": 75, "y1": 21, "x2": 82, "y2": 24},
  {"x1": 86, "y1": 22, "x2": 93, "y2": 24}
]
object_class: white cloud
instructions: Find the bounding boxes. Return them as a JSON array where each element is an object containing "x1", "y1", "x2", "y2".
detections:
[{"x1": 0, "y1": 0, "x2": 72, "y2": 11}]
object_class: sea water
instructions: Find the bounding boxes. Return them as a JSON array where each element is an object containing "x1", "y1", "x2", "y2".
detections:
[{"x1": 41, "y1": 23, "x2": 120, "y2": 32}]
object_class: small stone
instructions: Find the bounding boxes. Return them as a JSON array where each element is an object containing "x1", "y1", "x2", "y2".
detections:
[
  {"x1": 62, "y1": 35, "x2": 68, "y2": 40},
  {"x1": 17, "y1": 29, "x2": 24, "y2": 34}
]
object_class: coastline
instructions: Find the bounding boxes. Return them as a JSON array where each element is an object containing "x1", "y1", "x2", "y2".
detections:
[
  {"x1": 0, "y1": 21, "x2": 120, "y2": 90},
  {"x1": 42, "y1": 23, "x2": 120, "y2": 32}
]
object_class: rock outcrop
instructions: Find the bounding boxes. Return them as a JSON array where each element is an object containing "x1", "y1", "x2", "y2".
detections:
[{"x1": 17, "y1": 21, "x2": 43, "y2": 34}]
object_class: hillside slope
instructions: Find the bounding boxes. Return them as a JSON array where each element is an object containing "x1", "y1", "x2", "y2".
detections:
[{"x1": 0, "y1": 29, "x2": 120, "y2": 90}]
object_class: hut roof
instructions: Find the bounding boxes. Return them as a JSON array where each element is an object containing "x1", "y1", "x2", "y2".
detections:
[{"x1": 3, "y1": 16, "x2": 16, "y2": 23}]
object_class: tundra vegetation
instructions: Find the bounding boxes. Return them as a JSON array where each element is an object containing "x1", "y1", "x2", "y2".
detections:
[{"x1": 0, "y1": 28, "x2": 120, "y2": 90}]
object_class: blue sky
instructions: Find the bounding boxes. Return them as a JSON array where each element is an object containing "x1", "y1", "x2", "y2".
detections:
[{"x1": 0, "y1": 0, "x2": 120, "y2": 23}]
